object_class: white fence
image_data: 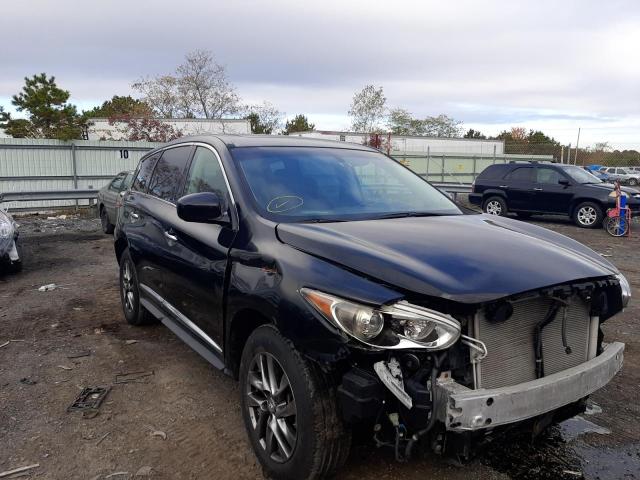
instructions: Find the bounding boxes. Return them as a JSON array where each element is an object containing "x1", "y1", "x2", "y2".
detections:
[{"x1": 0, "y1": 138, "x2": 161, "y2": 209}]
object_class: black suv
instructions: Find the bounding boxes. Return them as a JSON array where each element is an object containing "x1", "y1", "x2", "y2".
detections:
[
  {"x1": 115, "y1": 137, "x2": 627, "y2": 479},
  {"x1": 469, "y1": 161, "x2": 640, "y2": 227}
]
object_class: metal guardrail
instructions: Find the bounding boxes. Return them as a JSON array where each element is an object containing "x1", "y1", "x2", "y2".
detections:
[{"x1": 0, "y1": 189, "x2": 98, "y2": 203}]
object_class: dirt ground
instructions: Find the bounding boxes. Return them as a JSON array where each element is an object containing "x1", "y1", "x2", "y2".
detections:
[{"x1": 0, "y1": 209, "x2": 638, "y2": 480}]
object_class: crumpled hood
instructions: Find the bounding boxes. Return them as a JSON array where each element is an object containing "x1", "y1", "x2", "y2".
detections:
[{"x1": 276, "y1": 214, "x2": 618, "y2": 303}]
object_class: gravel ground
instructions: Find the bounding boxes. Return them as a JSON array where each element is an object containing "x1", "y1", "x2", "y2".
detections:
[{"x1": 0, "y1": 209, "x2": 638, "y2": 480}]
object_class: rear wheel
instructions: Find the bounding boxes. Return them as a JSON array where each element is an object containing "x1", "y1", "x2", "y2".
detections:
[
  {"x1": 100, "y1": 206, "x2": 114, "y2": 234},
  {"x1": 240, "y1": 325, "x2": 351, "y2": 480},
  {"x1": 629, "y1": 178, "x2": 638, "y2": 186},
  {"x1": 483, "y1": 196, "x2": 507, "y2": 216},
  {"x1": 119, "y1": 248, "x2": 157, "y2": 326},
  {"x1": 573, "y1": 202, "x2": 603, "y2": 228}
]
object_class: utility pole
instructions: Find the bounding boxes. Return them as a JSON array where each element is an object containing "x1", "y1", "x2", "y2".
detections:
[
  {"x1": 560, "y1": 145, "x2": 564, "y2": 164},
  {"x1": 574, "y1": 128, "x2": 581, "y2": 165}
]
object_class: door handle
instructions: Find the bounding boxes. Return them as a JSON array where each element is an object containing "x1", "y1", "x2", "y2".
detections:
[
  {"x1": 533, "y1": 188, "x2": 543, "y2": 191},
  {"x1": 499, "y1": 185, "x2": 508, "y2": 188},
  {"x1": 164, "y1": 230, "x2": 178, "y2": 242},
  {"x1": 130, "y1": 212, "x2": 140, "y2": 219}
]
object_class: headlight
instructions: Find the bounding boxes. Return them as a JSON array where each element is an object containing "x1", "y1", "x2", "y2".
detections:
[
  {"x1": 617, "y1": 273, "x2": 631, "y2": 308},
  {"x1": 300, "y1": 288, "x2": 461, "y2": 350}
]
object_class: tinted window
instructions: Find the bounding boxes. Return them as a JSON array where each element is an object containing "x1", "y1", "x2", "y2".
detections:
[
  {"x1": 477, "y1": 165, "x2": 508, "y2": 180},
  {"x1": 504, "y1": 167, "x2": 532, "y2": 181},
  {"x1": 132, "y1": 153, "x2": 160, "y2": 192},
  {"x1": 184, "y1": 147, "x2": 228, "y2": 200},
  {"x1": 536, "y1": 167, "x2": 565, "y2": 184},
  {"x1": 148, "y1": 146, "x2": 192, "y2": 202},
  {"x1": 232, "y1": 147, "x2": 461, "y2": 222}
]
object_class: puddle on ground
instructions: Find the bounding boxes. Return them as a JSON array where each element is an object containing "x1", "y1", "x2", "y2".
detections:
[
  {"x1": 559, "y1": 416, "x2": 611, "y2": 442},
  {"x1": 482, "y1": 415, "x2": 639, "y2": 480}
]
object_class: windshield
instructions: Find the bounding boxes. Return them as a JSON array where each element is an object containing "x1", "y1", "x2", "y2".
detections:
[
  {"x1": 232, "y1": 147, "x2": 462, "y2": 222},
  {"x1": 559, "y1": 165, "x2": 603, "y2": 184}
]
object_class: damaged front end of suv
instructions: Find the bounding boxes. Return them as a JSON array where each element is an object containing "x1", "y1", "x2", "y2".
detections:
[
  {"x1": 0, "y1": 209, "x2": 21, "y2": 273},
  {"x1": 284, "y1": 215, "x2": 629, "y2": 462}
]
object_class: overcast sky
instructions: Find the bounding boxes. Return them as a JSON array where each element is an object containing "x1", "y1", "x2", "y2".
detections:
[{"x1": 1, "y1": 0, "x2": 639, "y2": 149}]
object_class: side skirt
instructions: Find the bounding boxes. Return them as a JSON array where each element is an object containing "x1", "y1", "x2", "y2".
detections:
[{"x1": 139, "y1": 296, "x2": 225, "y2": 372}]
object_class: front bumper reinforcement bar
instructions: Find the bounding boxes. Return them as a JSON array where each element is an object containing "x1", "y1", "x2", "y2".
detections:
[{"x1": 435, "y1": 341, "x2": 624, "y2": 431}]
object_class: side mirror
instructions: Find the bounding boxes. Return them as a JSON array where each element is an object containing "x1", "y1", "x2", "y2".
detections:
[
  {"x1": 177, "y1": 192, "x2": 226, "y2": 224},
  {"x1": 558, "y1": 179, "x2": 570, "y2": 186}
]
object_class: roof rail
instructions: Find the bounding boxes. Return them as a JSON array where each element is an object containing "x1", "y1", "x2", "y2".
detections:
[{"x1": 508, "y1": 160, "x2": 551, "y2": 164}]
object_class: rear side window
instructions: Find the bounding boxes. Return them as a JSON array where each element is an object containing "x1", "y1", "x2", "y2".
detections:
[
  {"x1": 132, "y1": 153, "x2": 160, "y2": 192},
  {"x1": 148, "y1": 146, "x2": 192, "y2": 202},
  {"x1": 183, "y1": 147, "x2": 228, "y2": 199},
  {"x1": 504, "y1": 167, "x2": 532, "y2": 182}
]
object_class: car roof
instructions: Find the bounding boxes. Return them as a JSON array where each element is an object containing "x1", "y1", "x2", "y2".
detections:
[{"x1": 162, "y1": 134, "x2": 378, "y2": 151}]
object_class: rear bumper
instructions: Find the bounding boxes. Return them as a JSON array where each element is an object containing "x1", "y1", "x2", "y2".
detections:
[
  {"x1": 435, "y1": 341, "x2": 624, "y2": 432},
  {"x1": 468, "y1": 193, "x2": 482, "y2": 206}
]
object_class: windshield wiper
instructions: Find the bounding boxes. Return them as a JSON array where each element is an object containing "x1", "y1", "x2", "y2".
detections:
[
  {"x1": 372, "y1": 211, "x2": 447, "y2": 220},
  {"x1": 301, "y1": 218, "x2": 348, "y2": 223}
]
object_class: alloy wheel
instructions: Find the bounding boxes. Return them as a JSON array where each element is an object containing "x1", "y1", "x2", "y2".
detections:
[
  {"x1": 577, "y1": 206, "x2": 597, "y2": 226},
  {"x1": 486, "y1": 200, "x2": 502, "y2": 215},
  {"x1": 121, "y1": 260, "x2": 136, "y2": 314},
  {"x1": 246, "y1": 352, "x2": 297, "y2": 463}
]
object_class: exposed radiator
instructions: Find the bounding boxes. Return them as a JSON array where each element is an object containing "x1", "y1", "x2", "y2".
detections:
[{"x1": 473, "y1": 295, "x2": 593, "y2": 389}]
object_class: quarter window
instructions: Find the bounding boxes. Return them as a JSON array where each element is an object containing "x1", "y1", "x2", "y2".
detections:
[
  {"x1": 132, "y1": 153, "x2": 160, "y2": 192},
  {"x1": 148, "y1": 146, "x2": 192, "y2": 202},
  {"x1": 183, "y1": 147, "x2": 229, "y2": 201}
]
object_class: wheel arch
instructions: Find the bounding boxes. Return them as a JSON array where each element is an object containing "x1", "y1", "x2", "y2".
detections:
[
  {"x1": 226, "y1": 307, "x2": 273, "y2": 379},
  {"x1": 569, "y1": 197, "x2": 605, "y2": 217}
]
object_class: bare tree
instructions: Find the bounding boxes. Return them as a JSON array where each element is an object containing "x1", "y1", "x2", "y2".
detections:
[
  {"x1": 177, "y1": 50, "x2": 241, "y2": 119},
  {"x1": 243, "y1": 101, "x2": 284, "y2": 134},
  {"x1": 132, "y1": 50, "x2": 241, "y2": 119},
  {"x1": 348, "y1": 85, "x2": 386, "y2": 133},
  {"x1": 131, "y1": 75, "x2": 182, "y2": 118}
]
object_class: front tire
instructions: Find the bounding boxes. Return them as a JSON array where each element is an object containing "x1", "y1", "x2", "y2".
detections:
[
  {"x1": 629, "y1": 178, "x2": 638, "y2": 186},
  {"x1": 239, "y1": 325, "x2": 351, "y2": 480},
  {"x1": 483, "y1": 196, "x2": 507, "y2": 216},
  {"x1": 573, "y1": 202, "x2": 603, "y2": 228},
  {"x1": 119, "y1": 248, "x2": 157, "y2": 325}
]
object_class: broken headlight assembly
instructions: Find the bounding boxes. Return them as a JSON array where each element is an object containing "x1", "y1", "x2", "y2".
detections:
[
  {"x1": 616, "y1": 273, "x2": 631, "y2": 308},
  {"x1": 300, "y1": 288, "x2": 460, "y2": 350}
]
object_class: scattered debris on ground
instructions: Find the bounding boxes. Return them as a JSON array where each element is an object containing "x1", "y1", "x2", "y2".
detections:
[
  {"x1": 0, "y1": 464, "x2": 40, "y2": 478},
  {"x1": 114, "y1": 371, "x2": 154, "y2": 384},
  {"x1": 67, "y1": 386, "x2": 111, "y2": 413}
]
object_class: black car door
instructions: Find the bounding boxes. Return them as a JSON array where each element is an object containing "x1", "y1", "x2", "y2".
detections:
[
  {"x1": 160, "y1": 145, "x2": 236, "y2": 352},
  {"x1": 534, "y1": 166, "x2": 574, "y2": 214},
  {"x1": 502, "y1": 166, "x2": 535, "y2": 210}
]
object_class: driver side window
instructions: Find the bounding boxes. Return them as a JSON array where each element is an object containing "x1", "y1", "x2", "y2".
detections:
[{"x1": 183, "y1": 147, "x2": 229, "y2": 203}]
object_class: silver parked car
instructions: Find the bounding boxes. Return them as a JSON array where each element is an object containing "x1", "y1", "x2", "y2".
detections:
[
  {"x1": 97, "y1": 171, "x2": 133, "y2": 234},
  {"x1": 601, "y1": 167, "x2": 640, "y2": 186},
  {"x1": 0, "y1": 209, "x2": 21, "y2": 273}
]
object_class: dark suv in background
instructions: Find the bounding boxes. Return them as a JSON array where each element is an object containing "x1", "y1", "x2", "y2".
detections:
[
  {"x1": 469, "y1": 161, "x2": 640, "y2": 227},
  {"x1": 114, "y1": 138, "x2": 628, "y2": 479}
]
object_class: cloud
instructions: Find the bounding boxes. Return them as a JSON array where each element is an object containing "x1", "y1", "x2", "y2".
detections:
[{"x1": 1, "y1": 0, "x2": 639, "y2": 148}]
